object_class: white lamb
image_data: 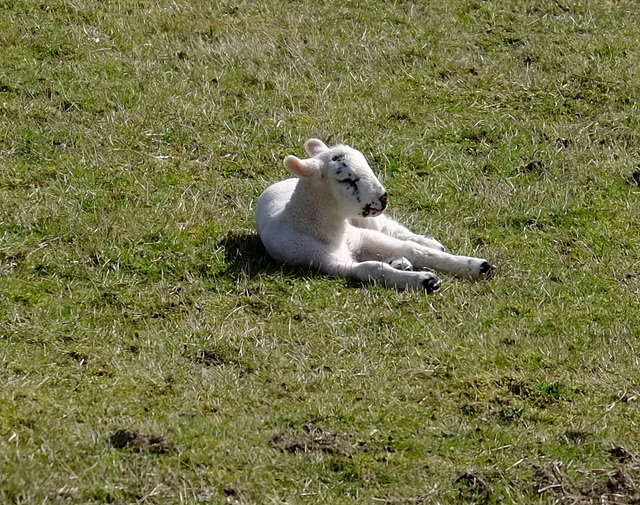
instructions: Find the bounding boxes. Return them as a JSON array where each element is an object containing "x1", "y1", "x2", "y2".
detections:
[{"x1": 256, "y1": 138, "x2": 492, "y2": 292}]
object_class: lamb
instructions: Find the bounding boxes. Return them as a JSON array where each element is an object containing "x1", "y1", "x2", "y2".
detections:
[{"x1": 255, "y1": 138, "x2": 492, "y2": 292}]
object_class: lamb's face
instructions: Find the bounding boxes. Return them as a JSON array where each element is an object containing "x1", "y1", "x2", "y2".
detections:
[{"x1": 320, "y1": 146, "x2": 388, "y2": 219}]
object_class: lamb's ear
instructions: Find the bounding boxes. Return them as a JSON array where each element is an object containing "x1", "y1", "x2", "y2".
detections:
[
  {"x1": 304, "y1": 138, "x2": 329, "y2": 157},
  {"x1": 284, "y1": 155, "x2": 322, "y2": 179}
]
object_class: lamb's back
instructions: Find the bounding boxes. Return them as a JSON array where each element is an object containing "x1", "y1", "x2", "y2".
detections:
[{"x1": 257, "y1": 178, "x2": 297, "y2": 222}]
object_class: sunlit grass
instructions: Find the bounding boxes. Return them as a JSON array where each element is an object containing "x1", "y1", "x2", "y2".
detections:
[{"x1": 1, "y1": 0, "x2": 640, "y2": 503}]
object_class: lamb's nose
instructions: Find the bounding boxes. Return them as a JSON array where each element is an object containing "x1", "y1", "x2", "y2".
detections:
[{"x1": 379, "y1": 192, "x2": 388, "y2": 210}]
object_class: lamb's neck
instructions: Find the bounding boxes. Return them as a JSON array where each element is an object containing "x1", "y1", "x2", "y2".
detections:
[{"x1": 287, "y1": 180, "x2": 346, "y2": 245}]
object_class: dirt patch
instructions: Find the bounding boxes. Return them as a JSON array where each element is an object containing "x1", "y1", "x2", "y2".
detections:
[
  {"x1": 221, "y1": 486, "x2": 249, "y2": 505},
  {"x1": 185, "y1": 344, "x2": 254, "y2": 374},
  {"x1": 455, "y1": 470, "x2": 494, "y2": 503},
  {"x1": 533, "y1": 450, "x2": 640, "y2": 504},
  {"x1": 109, "y1": 428, "x2": 176, "y2": 454},
  {"x1": 498, "y1": 376, "x2": 573, "y2": 407},
  {"x1": 609, "y1": 445, "x2": 637, "y2": 464},
  {"x1": 517, "y1": 160, "x2": 547, "y2": 174},
  {"x1": 562, "y1": 429, "x2": 592, "y2": 444},
  {"x1": 193, "y1": 347, "x2": 238, "y2": 366},
  {"x1": 458, "y1": 376, "x2": 575, "y2": 422},
  {"x1": 272, "y1": 428, "x2": 358, "y2": 457}
]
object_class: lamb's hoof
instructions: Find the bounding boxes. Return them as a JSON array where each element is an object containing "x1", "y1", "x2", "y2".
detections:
[
  {"x1": 389, "y1": 257, "x2": 413, "y2": 271},
  {"x1": 479, "y1": 261, "x2": 493, "y2": 279},
  {"x1": 423, "y1": 276, "x2": 442, "y2": 293}
]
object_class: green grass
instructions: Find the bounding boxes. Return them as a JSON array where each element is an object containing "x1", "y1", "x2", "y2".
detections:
[{"x1": 2, "y1": 0, "x2": 640, "y2": 503}]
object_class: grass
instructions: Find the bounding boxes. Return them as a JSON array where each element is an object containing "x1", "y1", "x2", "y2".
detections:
[{"x1": 1, "y1": 0, "x2": 640, "y2": 503}]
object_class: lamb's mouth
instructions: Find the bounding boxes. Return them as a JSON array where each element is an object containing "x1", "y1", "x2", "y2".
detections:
[{"x1": 362, "y1": 204, "x2": 384, "y2": 217}]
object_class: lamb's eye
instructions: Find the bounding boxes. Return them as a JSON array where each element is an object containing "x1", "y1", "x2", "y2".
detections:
[{"x1": 338, "y1": 177, "x2": 360, "y2": 194}]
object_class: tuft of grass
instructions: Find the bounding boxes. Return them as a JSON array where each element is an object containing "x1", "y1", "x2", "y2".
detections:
[{"x1": 1, "y1": 0, "x2": 640, "y2": 503}]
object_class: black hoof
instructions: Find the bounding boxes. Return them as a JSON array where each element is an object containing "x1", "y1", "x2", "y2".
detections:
[
  {"x1": 423, "y1": 276, "x2": 442, "y2": 293},
  {"x1": 479, "y1": 261, "x2": 493, "y2": 279}
]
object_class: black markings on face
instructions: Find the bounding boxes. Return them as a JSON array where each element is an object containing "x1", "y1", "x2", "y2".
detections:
[
  {"x1": 338, "y1": 176, "x2": 361, "y2": 202},
  {"x1": 362, "y1": 203, "x2": 372, "y2": 217},
  {"x1": 339, "y1": 177, "x2": 359, "y2": 193},
  {"x1": 331, "y1": 154, "x2": 347, "y2": 175}
]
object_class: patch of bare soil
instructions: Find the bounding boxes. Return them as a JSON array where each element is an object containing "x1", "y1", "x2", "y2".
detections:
[
  {"x1": 109, "y1": 428, "x2": 177, "y2": 454},
  {"x1": 271, "y1": 428, "x2": 358, "y2": 457},
  {"x1": 456, "y1": 470, "x2": 494, "y2": 503},
  {"x1": 533, "y1": 447, "x2": 640, "y2": 504},
  {"x1": 184, "y1": 344, "x2": 254, "y2": 374},
  {"x1": 628, "y1": 167, "x2": 640, "y2": 186},
  {"x1": 517, "y1": 160, "x2": 548, "y2": 175}
]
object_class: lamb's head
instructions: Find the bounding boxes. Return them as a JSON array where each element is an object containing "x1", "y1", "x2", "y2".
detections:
[{"x1": 284, "y1": 138, "x2": 388, "y2": 219}]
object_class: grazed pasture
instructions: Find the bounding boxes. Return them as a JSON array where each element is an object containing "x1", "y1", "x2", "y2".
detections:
[{"x1": 1, "y1": 1, "x2": 640, "y2": 503}]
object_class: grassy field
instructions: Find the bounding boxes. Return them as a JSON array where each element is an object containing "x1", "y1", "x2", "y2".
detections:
[{"x1": 1, "y1": 0, "x2": 640, "y2": 503}]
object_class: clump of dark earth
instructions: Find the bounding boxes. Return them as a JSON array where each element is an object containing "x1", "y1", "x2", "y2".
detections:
[
  {"x1": 456, "y1": 470, "x2": 494, "y2": 503},
  {"x1": 628, "y1": 167, "x2": 640, "y2": 186},
  {"x1": 271, "y1": 428, "x2": 357, "y2": 457},
  {"x1": 109, "y1": 428, "x2": 176, "y2": 454}
]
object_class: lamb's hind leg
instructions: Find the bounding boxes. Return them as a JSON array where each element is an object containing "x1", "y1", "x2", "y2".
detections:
[{"x1": 352, "y1": 215, "x2": 448, "y2": 251}]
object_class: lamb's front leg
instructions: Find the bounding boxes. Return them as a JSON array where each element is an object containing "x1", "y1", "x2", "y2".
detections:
[
  {"x1": 337, "y1": 260, "x2": 442, "y2": 292},
  {"x1": 355, "y1": 229, "x2": 492, "y2": 281},
  {"x1": 312, "y1": 245, "x2": 442, "y2": 292}
]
